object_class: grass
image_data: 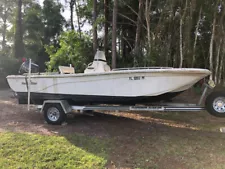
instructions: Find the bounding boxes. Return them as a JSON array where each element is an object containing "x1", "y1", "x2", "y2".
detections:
[{"x1": 0, "y1": 132, "x2": 109, "y2": 169}]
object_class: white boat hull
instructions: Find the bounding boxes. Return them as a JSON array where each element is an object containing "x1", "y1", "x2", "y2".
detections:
[{"x1": 6, "y1": 68, "x2": 211, "y2": 105}]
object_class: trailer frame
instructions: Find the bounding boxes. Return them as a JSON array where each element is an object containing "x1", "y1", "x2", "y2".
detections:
[{"x1": 35, "y1": 82, "x2": 221, "y2": 125}]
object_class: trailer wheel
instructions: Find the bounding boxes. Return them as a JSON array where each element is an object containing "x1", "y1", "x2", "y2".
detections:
[
  {"x1": 43, "y1": 103, "x2": 66, "y2": 125},
  {"x1": 205, "y1": 91, "x2": 225, "y2": 117}
]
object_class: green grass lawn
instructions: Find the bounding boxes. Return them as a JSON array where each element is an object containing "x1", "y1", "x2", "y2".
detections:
[{"x1": 0, "y1": 132, "x2": 109, "y2": 169}]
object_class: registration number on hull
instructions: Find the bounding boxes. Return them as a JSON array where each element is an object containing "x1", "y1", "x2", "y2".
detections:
[{"x1": 129, "y1": 76, "x2": 145, "y2": 80}]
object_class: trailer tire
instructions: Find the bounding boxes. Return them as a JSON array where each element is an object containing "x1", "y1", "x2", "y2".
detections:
[
  {"x1": 43, "y1": 103, "x2": 66, "y2": 125},
  {"x1": 205, "y1": 91, "x2": 225, "y2": 117}
]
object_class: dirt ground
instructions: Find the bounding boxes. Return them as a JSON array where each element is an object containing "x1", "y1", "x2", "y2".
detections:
[{"x1": 1, "y1": 88, "x2": 225, "y2": 168}]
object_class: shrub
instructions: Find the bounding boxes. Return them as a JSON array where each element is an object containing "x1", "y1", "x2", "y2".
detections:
[
  {"x1": 45, "y1": 31, "x2": 93, "y2": 73},
  {"x1": 0, "y1": 57, "x2": 21, "y2": 76},
  {"x1": 0, "y1": 57, "x2": 21, "y2": 88}
]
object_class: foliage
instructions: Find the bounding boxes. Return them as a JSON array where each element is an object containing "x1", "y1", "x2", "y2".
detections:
[
  {"x1": 23, "y1": 3, "x2": 44, "y2": 60},
  {"x1": 0, "y1": 56, "x2": 20, "y2": 76},
  {"x1": 0, "y1": 46, "x2": 20, "y2": 77},
  {"x1": 78, "y1": 0, "x2": 105, "y2": 25},
  {"x1": 0, "y1": 132, "x2": 109, "y2": 169},
  {"x1": 13, "y1": 0, "x2": 25, "y2": 58},
  {"x1": 37, "y1": 0, "x2": 65, "y2": 71},
  {"x1": 42, "y1": 0, "x2": 65, "y2": 44},
  {"x1": 45, "y1": 31, "x2": 93, "y2": 72},
  {"x1": 0, "y1": 0, "x2": 16, "y2": 50},
  {"x1": 3, "y1": 0, "x2": 65, "y2": 71},
  {"x1": 1, "y1": 0, "x2": 225, "y2": 83}
]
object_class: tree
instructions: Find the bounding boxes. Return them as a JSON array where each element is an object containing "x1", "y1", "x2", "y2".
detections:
[
  {"x1": 42, "y1": 0, "x2": 65, "y2": 44},
  {"x1": 209, "y1": 4, "x2": 218, "y2": 80},
  {"x1": 179, "y1": 0, "x2": 188, "y2": 68},
  {"x1": 134, "y1": 0, "x2": 144, "y2": 56},
  {"x1": 112, "y1": 0, "x2": 118, "y2": 69},
  {"x1": 104, "y1": 0, "x2": 109, "y2": 59},
  {"x1": 6, "y1": 0, "x2": 223, "y2": 83},
  {"x1": 93, "y1": 0, "x2": 98, "y2": 53},
  {"x1": 37, "y1": 0, "x2": 65, "y2": 71},
  {"x1": 213, "y1": 0, "x2": 225, "y2": 83},
  {"x1": 14, "y1": 0, "x2": 25, "y2": 58},
  {"x1": 68, "y1": 0, "x2": 75, "y2": 30},
  {"x1": 145, "y1": 0, "x2": 152, "y2": 62},
  {"x1": 45, "y1": 31, "x2": 93, "y2": 72},
  {"x1": 74, "y1": 0, "x2": 81, "y2": 37},
  {"x1": 0, "y1": 0, "x2": 15, "y2": 51},
  {"x1": 192, "y1": 6, "x2": 202, "y2": 67},
  {"x1": 23, "y1": 2, "x2": 44, "y2": 60}
]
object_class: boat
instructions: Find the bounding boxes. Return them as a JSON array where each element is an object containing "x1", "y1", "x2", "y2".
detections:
[{"x1": 6, "y1": 50, "x2": 211, "y2": 106}]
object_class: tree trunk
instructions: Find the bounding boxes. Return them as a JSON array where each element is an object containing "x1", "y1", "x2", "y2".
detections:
[
  {"x1": 14, "y1": 0, "x2": 25, "y2": 58},
  {"x1": 217, "y1": 1, "x2": 225, "y2": 84},
  {"x1": 166, "y1": 2, "x2": 174, "y2": 67},
  {"x1": 218, "y1": 50, "x2": 224, "y2": 84},
  {"x1": 74, "y1": 0, "x2": 81, "y2": 38},
  {"x1": 166, "y1": 34, "x2": 172, "y2": 67},
  {"x1": 145, "y1": 0, "x2": 152, "y2": 60},
  {"x1": 134, "y1": 0, "x2": 144, "y2": 55},
  {"x1": 69, "y1": 0, "x2": 75, "y2": 30},
  {"x1": 179, "y1": 0, "x2": 188, "y2": 68},
  {"x1": 93, "y1": 0, "x2": 98, "y2": 53},
  {"x1": 186, "y1": 1, "x2": 192, "y2": 67},
  {"x1": 179, "y1": 18, "x2": 183, "y2": 68},
  {"x1": 104, "y1": 0, "x2": 109, "y2": 59},
  {"x1": 209, "y1": 15, "x2": 216, "y2": 80},
  {"x1": 112, "y1": 0, "x2": 118, "y2": 69},
  {"x1": 2, "y1": 17, "x2": 7, "y2": 50},
  {"x1": 192, "y1": 7, "x2": 202, "y2": 67},
  {"x1": 1, "y1": 0, "x2": 7, "y2": 50},
  {"x1": 121, "y1": 27, "x2": 125, "y2": 59},
  {"x1": 215, "y1": 39, "x2": 222, "y2": 84}
]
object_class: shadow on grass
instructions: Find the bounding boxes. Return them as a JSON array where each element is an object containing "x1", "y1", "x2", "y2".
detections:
[{"x1": 51, "y1": 111, "x2": 225, "y2": 169}]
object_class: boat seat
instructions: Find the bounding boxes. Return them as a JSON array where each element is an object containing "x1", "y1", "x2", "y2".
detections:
[{"x1": 58, "y1": 66, "x2": 75, "y2": 74}]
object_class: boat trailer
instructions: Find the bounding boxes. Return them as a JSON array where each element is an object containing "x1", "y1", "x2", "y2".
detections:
[{"x1": 35, "y1": 80, "x2": 225, "y2": 125}]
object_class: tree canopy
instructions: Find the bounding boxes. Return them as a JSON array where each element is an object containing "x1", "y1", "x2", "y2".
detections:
[{"x1": 0, "y1": 0, "x2": 225, "y2": 84}]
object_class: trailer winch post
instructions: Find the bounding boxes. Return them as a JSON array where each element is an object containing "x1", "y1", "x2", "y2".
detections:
[{"x1": 198, "y1": 81, "x2": 215, "y2": 106}]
